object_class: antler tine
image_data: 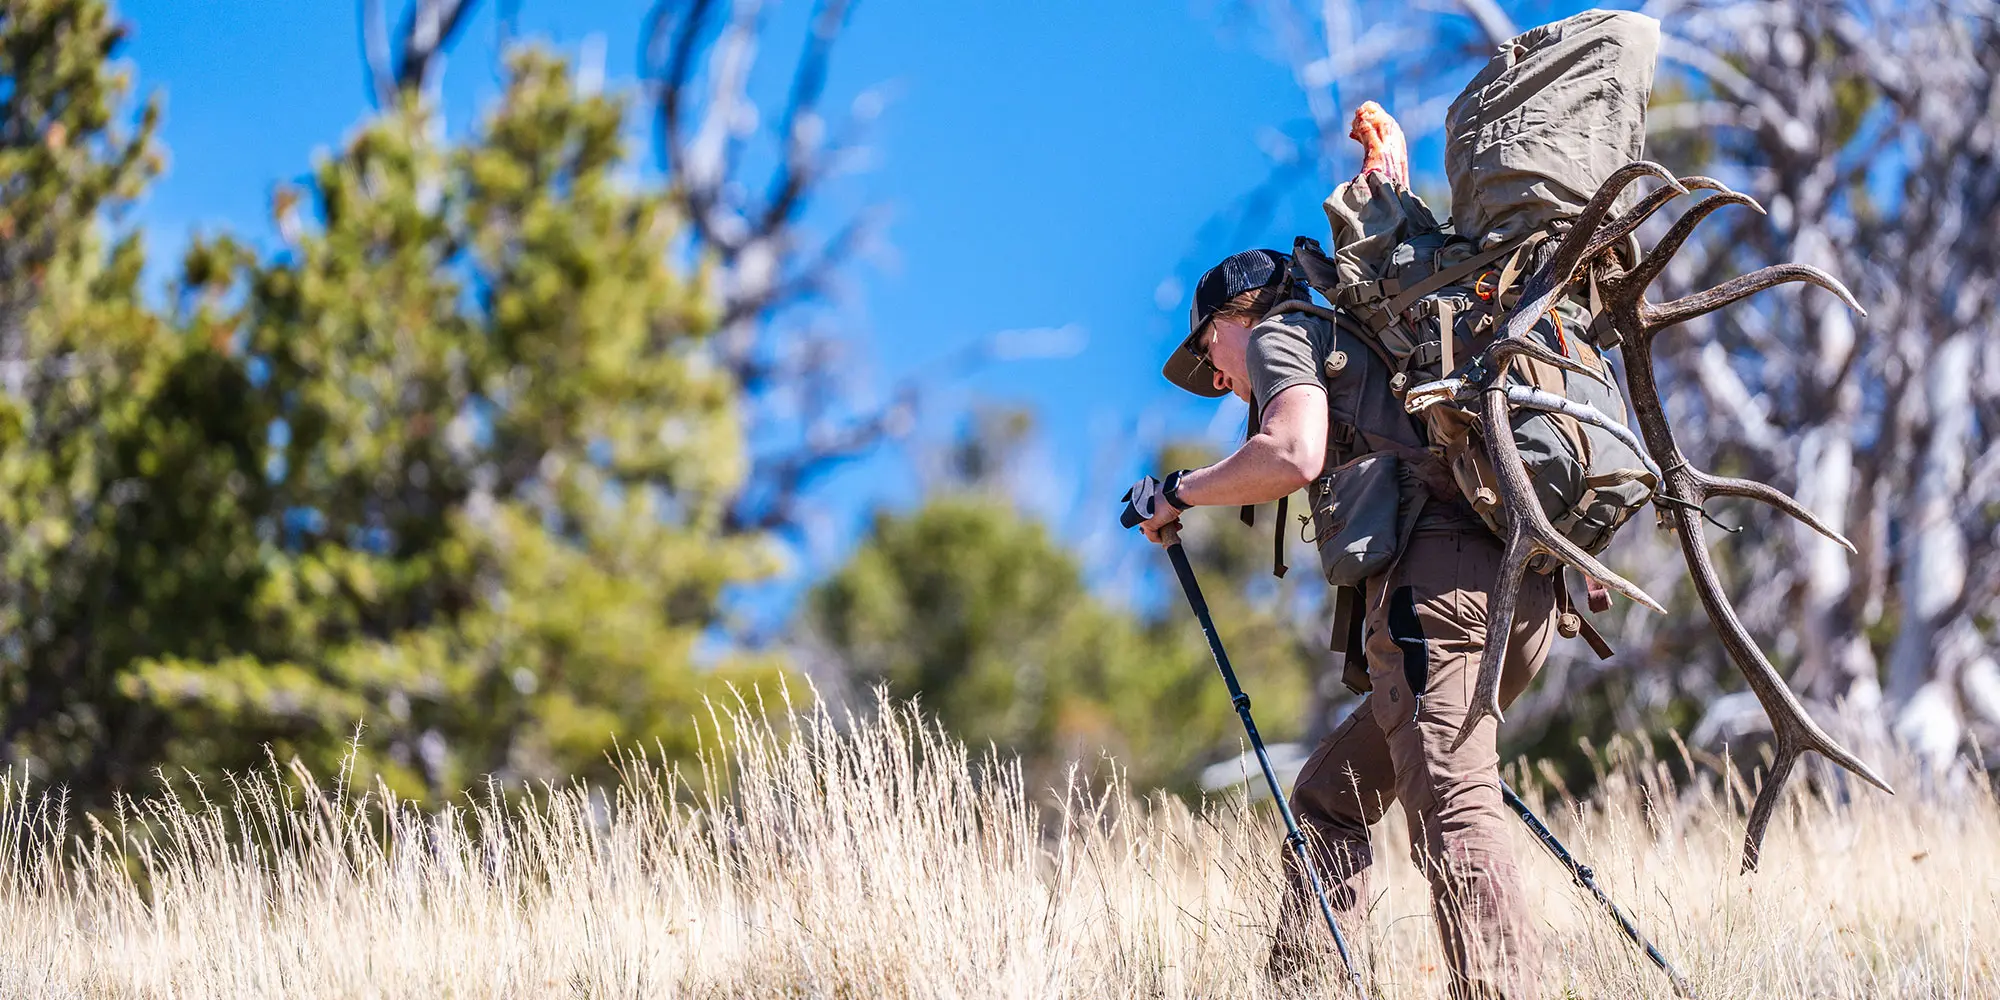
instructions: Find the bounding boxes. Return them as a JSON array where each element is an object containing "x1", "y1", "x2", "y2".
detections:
[
  {"x1": 1738, "y1": 752, "x2": 1798, "y2": 875},
  {"x1": 1453, "y1": 383, "x2": 1667, "y2": 752},
  {"x1": 1627, "y1": 256, "x2": 1863, "y2": 552},
  {"x1": 1621, "y1": 189, "x2": 1765, "y2": 306},
  {"x1": 1461, "y1": 512, "x2": 1538, "y2": 749},
  {"x1": 1583, "y1": 176, "x2": 1729, "y2": 262},
  {"x1": 1650, "y1": 262, "x2": 1866, "y2": 330},
  {"x1": 1687, "y1": 469, "x2": 1857, "y2": 553},
  {"x1": 1466, "y1": 330, "x2": 1613, "y2": 388},
  {"x1": 1501, "y1": 161, "x2": 1686, "y2": 342}
]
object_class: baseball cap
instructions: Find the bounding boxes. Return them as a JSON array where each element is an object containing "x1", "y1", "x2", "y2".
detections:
[{"x1": 1161, "y1": 248, "x2": 1291, "y2": 397}]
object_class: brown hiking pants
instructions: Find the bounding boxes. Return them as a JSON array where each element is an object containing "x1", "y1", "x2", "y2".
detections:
[{"x1": 1273, "y1": 527, "x2": 1558, "y2": 999}]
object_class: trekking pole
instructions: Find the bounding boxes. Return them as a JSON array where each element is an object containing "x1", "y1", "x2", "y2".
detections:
[
  {"x1": 1500, "y1": 781, "x2": 1695, "y2": 998},
  {"x1": 1151, "y1": 521, "x2": 1365, "y2": 992}
]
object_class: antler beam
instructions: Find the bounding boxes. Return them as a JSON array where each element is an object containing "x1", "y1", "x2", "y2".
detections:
[{"x1": 1451, "y1": 164, "x2": 1891, "y2": 871}]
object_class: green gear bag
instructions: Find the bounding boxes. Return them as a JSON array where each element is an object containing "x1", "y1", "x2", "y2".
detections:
[{"x1": 1445, "y1": 10, "x2": 1661, "y2": 251}]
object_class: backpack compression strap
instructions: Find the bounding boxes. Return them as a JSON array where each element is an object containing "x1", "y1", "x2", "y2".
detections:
[
  {"x1": 1376, "y1": 236, "x2": 1530, "y2": 319},
  {"x1": 1327, "y1": 237, "x2": 1531, "y2": 337}
]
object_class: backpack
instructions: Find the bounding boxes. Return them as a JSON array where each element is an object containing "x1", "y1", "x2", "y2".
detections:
[
  {"x1": 1279, "y1": 9, "x2": 1663, "y2": 570},
  {"x1": 1282, "y1": 183, "x2": 1656, "y2": 568}
]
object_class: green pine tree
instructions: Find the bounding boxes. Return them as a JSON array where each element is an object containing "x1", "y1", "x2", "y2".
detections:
[
  {"x1": 0, "y1": 0, "x2": 177, "y2": 792},
  {"x1": 0, "y1": 20, "x2": 786, "y2": 801},
  {"x1": 123, "y1": 53, "x2": 786, "y2": 799}
]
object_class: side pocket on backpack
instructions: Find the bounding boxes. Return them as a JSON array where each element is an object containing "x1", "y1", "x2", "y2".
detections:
[{"x1": 1306, "y1": 453, "x2": 1405, "y2": 588}]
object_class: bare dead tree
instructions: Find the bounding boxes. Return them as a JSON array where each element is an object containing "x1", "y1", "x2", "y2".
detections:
[
  {"x1": 1221, "y1": 1, "x2": 1509, "y2": 196},
  {"x1": 1245, "y1": 0, "x2": 2000, "y2": 774},
  {"x1": 642, "y1": 0, "x2": 913, "y2": 536},
  {"x1": 1647, "y1": 0, "x2": 2000, "y2": 772},
  {"x1": 360, "y1": 0, "x2": 482, "y2": 107}
]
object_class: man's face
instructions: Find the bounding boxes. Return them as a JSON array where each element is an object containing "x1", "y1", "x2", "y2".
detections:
[{"x1": 1198, "y1": 316, "x2": 1254, "y2": 402}]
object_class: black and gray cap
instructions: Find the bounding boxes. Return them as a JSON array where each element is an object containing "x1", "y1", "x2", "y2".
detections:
[{"x1": 1161, "y1": 248, "x2": 1291, "y2": 397}]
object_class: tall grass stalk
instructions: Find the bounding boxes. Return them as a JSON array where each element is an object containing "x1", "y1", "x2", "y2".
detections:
[{"x1": 1, "y1": 690, "x2": 1993, "y2": 998}]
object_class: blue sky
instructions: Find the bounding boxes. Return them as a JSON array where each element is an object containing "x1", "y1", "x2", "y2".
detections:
[{"x1": 114, "y1": 0, "x2": 1415, "y2": 623}]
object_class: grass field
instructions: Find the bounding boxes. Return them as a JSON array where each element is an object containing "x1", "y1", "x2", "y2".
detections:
[{"x1": 2, "y1": 691, "x2": 1994, "y2": 998}]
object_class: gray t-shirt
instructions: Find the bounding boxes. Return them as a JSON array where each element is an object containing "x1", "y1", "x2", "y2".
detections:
[
  {"x1": 1244, "y1": 310, "x2": 1427, "y2": 473},
  {"x1": 1245, "y1": 313, "x2": 1327, "y2": 417},
  {"x1": 1244, "y1": 309, "x2": 1488, "y2": 534}
]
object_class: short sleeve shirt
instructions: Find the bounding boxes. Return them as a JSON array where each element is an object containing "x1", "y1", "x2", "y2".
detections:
[
  {"x1": 1242, "y1": 308, "x2": 1433, "y2": 476},
  {"x1": 1245, "y1": 313, "x2": 1334, "y2": 416},
  {"x1": 1244, "y1": 308, "x2": 1486, "y2": 531}
]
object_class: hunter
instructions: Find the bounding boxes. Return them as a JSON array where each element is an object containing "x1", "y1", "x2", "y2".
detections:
[
  {"x1": 1137, "y1": 241, "x2": 1557, "y2": 997},
  {"x1": 1128, "y1": 8, "x2": 1887, "y2": 995},
  {"x1": 1126, "y1": 13, "x2": 1696, "y2": 995}
]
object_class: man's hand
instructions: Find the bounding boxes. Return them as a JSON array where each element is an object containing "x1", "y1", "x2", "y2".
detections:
[{"x1": 1140, "y1": 497, "x2": 1181, "y2": 546}]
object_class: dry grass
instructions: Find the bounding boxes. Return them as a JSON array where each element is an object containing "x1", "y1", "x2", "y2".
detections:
[{"x1": 1, "y1": 691, "x2": 1995, "y2": 999}]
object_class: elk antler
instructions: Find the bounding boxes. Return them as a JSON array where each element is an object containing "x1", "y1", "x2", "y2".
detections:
[
  {"x1": 1449, "y1": 162, "x2": 1686, "y2": 750},
  {"x1": 1581, "y1": 176, "x2": 1729, "y2": 265},
  {"x1": 1594, "y1": 178, "x2": 1891, "y2": 872},
  {"x1": 1494, "y1": 161, "x2": 1687, "y2": 344}
]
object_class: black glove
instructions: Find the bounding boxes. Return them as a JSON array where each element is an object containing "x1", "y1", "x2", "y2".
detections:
[
  {"x1": 1120, "y1": 474, "x2": 1165, "y2": 529},
  {"x1": 1121, "y1": 471, "x2": 1193, "y2": 529}
]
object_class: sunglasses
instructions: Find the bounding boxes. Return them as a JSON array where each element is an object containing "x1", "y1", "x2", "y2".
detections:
[{"x1": 1187, "y1": 323, "x2": 1217, "y2": 367}]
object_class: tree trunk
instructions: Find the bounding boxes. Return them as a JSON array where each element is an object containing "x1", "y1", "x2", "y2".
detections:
[{"x1": 1890, "y1": 333, "x2": 1977, "y2": 765}]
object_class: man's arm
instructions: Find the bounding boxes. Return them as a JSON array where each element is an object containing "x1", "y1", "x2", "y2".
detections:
[
  {"x1": 1181, "y1": 382, "x2": 1328, "y2": 504},
  {"x1": 1140, "y1": 382, "x2": 1327, "y2": 542}
]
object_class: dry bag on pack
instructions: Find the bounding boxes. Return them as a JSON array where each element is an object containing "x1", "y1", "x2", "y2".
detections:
[
  {"x1": 1290, "y1": 9, "x2": 1663, "y2": 560},
  {"x1": 1446, "y1": 10, "x2": 1661, "y2": 252}
]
